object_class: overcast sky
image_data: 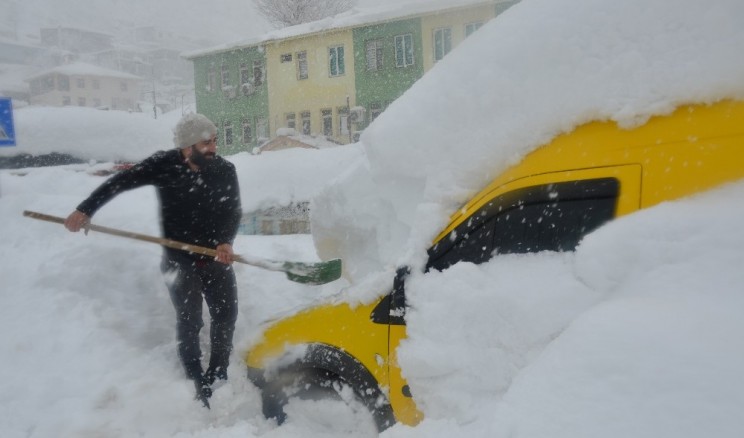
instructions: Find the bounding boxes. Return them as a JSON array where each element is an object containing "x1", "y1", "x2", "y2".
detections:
[{"x1": 7, "y1": 0, "x2": 411, "y2": 48}]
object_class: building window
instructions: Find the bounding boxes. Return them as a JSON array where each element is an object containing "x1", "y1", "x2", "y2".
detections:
[
  {"x1": 58, "y1": 76, "x2": 69, "y2": 91},
  {"x1": 301, "y1": 111, "x2": 311, "y2": 135},
  {"x1": 76, "y1": 78, "x2": 85, "y2": 88},
  {"x1": 365, "y1": 39, "x2": 383, "y2": 71},
  {"x1": 281, "y1": 53, "x2": 292, "y2": 63},
  {"x1": 297, "y1": 51, "x2": 308, "y2": 80},
  {"x1": 120, "y1": 81, "x2": 128, "y2": 92},
  {"x1": 93, "y1": 98, "x2": 101, "y2": 107},
  {"x1": 321, "y1": 109, "x2": 333, "y2": 136},
  {"x1": 207, "y1": 67, "x2": 216, "y2": 91},
  {"x1": 465, "y1": 21, "x2": 483, "y2": 37},
  {"x1": 77, "y1": 97, "x2": 86, "y2": 106},
  {"x1": 329, "y1": 45, "x2": 345, "y2": 77},
  {"x1": 240, "y1": 63, "x2": 250, "y2": 85},
  {"x1": 285, "y1": 113, "x2": 296, "y2": 130},
  {"x1": 370, "y1": 102, "x2": 383, "y2": 122},
  {"x1": 256, "y1": 117, "x2": 268, "y2": 142},
  {"x1": 338, "y1": 107, "x2": 349, "y2": 136},
  {"x1": 62, "y1": 96, "x2": 71, "y2": 106},
  {"x1": 434, "y1": 27, "x2": 452, "y2": 62},
  {"x1": 223, "y1": 121, "x2": 233, "y2": 145},
  {"x1": 242, "y1": 118, "x2": 253, "y2": 144},
  {"x1": 221, "y1": 64, "x2": 230, "y2": 89},
  {"x1": 253, "y1": 60, "x2": 265, "y2": 86},
  {"x1": 394, "y1": 34, "x2": 414, "y2": 67},
  {"x1": 92, "y1": 79, "x2": 100, "y2": 89},
  {"x1": 42, "y1": 77, "x2": 54, "y2": 93}
]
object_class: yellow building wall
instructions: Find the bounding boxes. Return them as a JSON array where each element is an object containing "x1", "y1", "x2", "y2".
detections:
[
  {"x1": 421, "y1": 4, "x2": 497, "y2": 71},
  {"x1": 265, "y1": 29, "x2": 356, "y2": 144}
]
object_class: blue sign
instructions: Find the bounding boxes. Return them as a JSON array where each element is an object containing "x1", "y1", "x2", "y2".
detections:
[{"x1": 0, "y1": 98, "x2": 16, "y2": 147}]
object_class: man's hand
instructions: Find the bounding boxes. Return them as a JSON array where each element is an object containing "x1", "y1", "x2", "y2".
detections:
[
  {"x1": 64, "y1": 210, "x2": 90, "y2": 233},
  {"x1": 215, "y1": 243, "x2": 235, "y2": 265}
]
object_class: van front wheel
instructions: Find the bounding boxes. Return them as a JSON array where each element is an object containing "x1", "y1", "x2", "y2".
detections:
[{"x1": 261, "y1": 368, "x2": 380, "y2": 434}]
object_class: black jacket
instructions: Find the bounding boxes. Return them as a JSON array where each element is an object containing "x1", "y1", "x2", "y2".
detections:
[{"x1": 77, "y1": 149, "x2": 242, "y2": 257}]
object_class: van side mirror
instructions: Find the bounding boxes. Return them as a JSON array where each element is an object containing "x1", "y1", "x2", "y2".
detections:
[
  {"x1": 390, "y1": 266, "x2": 410, "y2": 325},
  {"x1": 370, "y1": 266, "x2": 410, "y2": 325}
]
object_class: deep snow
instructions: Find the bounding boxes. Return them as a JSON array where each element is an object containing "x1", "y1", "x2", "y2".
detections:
[{"x1": 2, "y1": 0, "x2": 744, "y2": 436}]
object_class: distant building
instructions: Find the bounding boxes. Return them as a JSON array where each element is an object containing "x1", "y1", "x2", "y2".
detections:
[
  {"x1": 240, "y1": 202, "x2": 311, "y2": 235},
  {"x1": 39, "y1": 27, "x2": 114, "y2": 54},
  {"x1": 185, "y1": 0, "x2": 520, "y2": 155},
  {"x1": 26, "y1": 62, "x2": 141, "y2": 110},
  {"x1": 0, "y1": 24, "x2": 196, "y2": 112}
]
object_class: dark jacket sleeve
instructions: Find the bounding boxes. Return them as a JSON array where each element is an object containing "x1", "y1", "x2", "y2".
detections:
[
  {"x1": 216, "y1": 161, "x2": 242, "y2": 246},
  {"x1": 76, "y1": 152, "x2": 165, "y2": 216}
]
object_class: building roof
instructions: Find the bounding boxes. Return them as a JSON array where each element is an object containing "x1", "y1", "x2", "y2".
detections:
[
  {"x1": 26, "y1": 62, "x2": 142, "y2": 81},
  {"x1": 183, "y1": 0, "x2": 502, "y2": 59}
]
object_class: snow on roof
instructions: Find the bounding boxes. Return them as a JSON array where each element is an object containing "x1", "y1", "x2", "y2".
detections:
[
  {"x1": 26, "y1": 62, "x2": 142, "y2": 81},
  {"x1": 183, "y1": 0, "x2": 502, "y2": 58}
]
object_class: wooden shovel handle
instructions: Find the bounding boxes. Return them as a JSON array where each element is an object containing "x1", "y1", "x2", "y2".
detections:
[{"x1": 23, "y1": 210, "x2": 225, "y2": 260}]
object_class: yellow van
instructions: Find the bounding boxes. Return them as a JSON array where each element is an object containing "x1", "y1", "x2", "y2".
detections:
[{"x1": 245, "y1": 99, "x2": 744, "y2": 431}]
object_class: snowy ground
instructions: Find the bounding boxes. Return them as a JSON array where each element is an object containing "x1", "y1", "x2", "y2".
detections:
[{"x1": 2, "y1": 140, "x2": 744, "y2": 438}]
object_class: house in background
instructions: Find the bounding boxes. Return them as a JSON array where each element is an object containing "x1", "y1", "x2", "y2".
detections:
[
  {"x1": 0, "y1": 40, "x2": 53, "y2": 102},
  {"x1": 190, "y1": 43, "x2": 269, "y2": 153},
  {"x1": 239, "y1": 202, "x2": 311, "y2": 235},
  {"x1": 26, "y1": 62, "x2": 141, "y2": 111},
  {"x1": 265, "y1": 27, "x2": 357, "y2": 146},
  {"x1": 184, "y1": 0, "x2": 519, "y2": 155}
]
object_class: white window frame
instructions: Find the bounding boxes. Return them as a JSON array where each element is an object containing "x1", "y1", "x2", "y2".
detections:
[
  {"x1": 321, "y1": 109, "x2": 333, "y2": 136},
  {"x1": 242, "y1": 118, "x2": 253, "y2": 144},
  {"x1": 223, "y1": 120, "x2": 233, "y2": 146},
  {"x1": 240, "y1": 63, "x2": 251, "y2": 85},
  {"x1": 221, "y1": 64, "x2": 230, "y2": 89},
  {"x1": 329, "y1": 45, "x2": 345, "y2": 77},
  {"x1": 433, "y1": 27, "x2": 452, "y2": 62},
  {"x1": 297, "y1": 51, "x2": 308, "y2": 80},
  {"x1": 394, "y1": 34, "x2": 414, "y2": 68},
  {"x1": 301, "y1": 111, "x2": 311, "y2": 135},
  {"x1": 370, "y1": 102, "x2": 383, "y2": 122},
  {"x1": 58, "y1": 76, "x2": 70, "y2": 91},
  {"x1": 256, "y1": 117, "x2": 268, "y2": 141},
  {"x1": 338, "y1": 107, "x2": 349, "y2": 136},
  {"x1": 365, "y1": 39, "x2": 383, "y2": 71},
  {"x1": 207, "y1": 67, "x2": 216, "y2": 91},
  {"x1": 465, "y1": 21, "x2": 483, "y2": 37},
  {"x1": 285, "y1": 112, "x2": 296, "y2": 130},
  {"x1": 253, "y1": 60, "x2": 265, "y2": 85}
]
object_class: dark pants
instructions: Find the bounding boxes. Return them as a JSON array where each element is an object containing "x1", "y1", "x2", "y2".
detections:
[{"x1": 161, "y1": 251, "x2": 238, "y2": 382}]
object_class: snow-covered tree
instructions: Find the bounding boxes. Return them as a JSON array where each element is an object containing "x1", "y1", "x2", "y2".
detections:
[{"x1": 254, "y1": 0, "x2": 357, "y2": 27}]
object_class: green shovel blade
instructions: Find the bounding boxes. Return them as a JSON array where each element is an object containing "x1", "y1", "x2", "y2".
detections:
[{"x1": 282, "y1": 258, "x2": 342, "y2": 285}]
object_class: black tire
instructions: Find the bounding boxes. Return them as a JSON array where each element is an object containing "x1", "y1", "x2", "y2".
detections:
[{"x1": 261, "y1": 368, "x2": 382, "y2": 432}]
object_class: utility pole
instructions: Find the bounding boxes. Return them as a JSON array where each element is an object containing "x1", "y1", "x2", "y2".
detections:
[
  {"x1": 152, "y1": 81, "x2": 157, "y2": 119},
  {"x1": 346, "y1": 95, "x2": 352, "y2": 144}
]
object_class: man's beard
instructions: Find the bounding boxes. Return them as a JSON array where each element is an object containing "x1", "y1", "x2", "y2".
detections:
[{"x1": 190, "y1": 145, "x2": 216, "y2": 169}]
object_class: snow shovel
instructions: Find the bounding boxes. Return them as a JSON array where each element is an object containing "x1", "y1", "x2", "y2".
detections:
[{"x1": 23, "y1": 210, "x2": 342, "y2": 285}]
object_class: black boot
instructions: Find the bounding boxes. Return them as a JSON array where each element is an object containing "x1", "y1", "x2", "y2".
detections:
[
  {"x1": 204, "y1": 365, "x2": 228, "y2": 386},
  {"x1": 194, "y1": 376, "x2": 212, "y2": 409}
]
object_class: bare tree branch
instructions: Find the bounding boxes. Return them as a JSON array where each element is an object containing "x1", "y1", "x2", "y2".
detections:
[{"x1": 254, "y1": 0, "x2": 357, "y2": 27}]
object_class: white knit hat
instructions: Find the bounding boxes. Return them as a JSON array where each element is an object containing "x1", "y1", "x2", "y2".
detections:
[{"x1": 173, "y1": 113, "x2": 217, "y2": 149}]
